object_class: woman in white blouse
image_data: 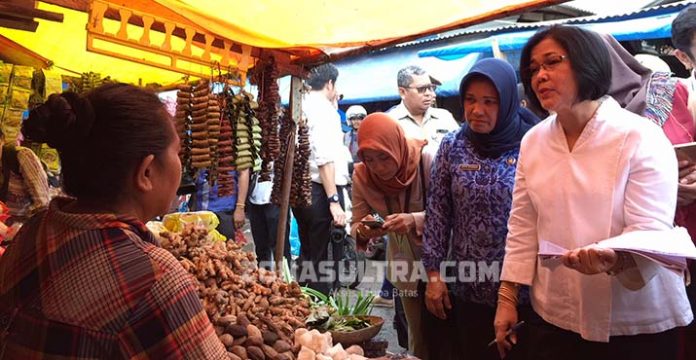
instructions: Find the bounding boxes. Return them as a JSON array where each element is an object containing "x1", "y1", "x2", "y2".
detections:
[{"x1": 494, "y1": 25, "x2": 693, "y2": 360}]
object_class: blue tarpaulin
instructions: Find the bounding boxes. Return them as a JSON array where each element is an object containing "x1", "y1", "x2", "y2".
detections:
[
  {"x1": 419, "y1": 10, "x2": 679, "y2": 61},
  {"x1": 280, "y1": 5, "x2": 685, "y2": 105},
  {"x1": 280, "y1": 50, "x2": 480, "y2": 105}
]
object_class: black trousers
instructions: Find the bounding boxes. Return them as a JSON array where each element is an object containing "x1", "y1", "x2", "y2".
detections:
[
  {"x1": 247, "y1": 202, "x2": 290, "y2": 267},
  {"x1": 420, "y1": 284, "x2": 532, "y2": 360},
  {"x1": 526, "y1": 310, "x2": 678, "y2": 360},
  {"x1": 291, "y1": 182, "x2": 344, "y2": 295}
]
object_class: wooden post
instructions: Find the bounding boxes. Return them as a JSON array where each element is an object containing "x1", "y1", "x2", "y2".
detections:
[{"x1": 275, "y1": 75, "x2": 303, "y2": 274}]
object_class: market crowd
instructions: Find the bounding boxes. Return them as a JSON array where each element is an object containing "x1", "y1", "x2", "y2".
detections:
[
  {"x1": 296, "y1": 8, "x2": 696, "y2": 360},
  {"x1": 2, "y1": 5, "x2": 696, "y2": 360}
]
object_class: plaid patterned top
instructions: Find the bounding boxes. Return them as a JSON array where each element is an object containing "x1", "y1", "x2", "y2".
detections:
[{"x1": 0, "y1": 198, "x2": 227, "y2": 359}]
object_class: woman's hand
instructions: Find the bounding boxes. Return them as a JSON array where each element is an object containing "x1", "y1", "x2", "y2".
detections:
[
  {"x1": 678, "y1": 160, "x2": 696, "y2": 206},
  {"x1": 562, "y1": 245, "x2": 617, "y2": 274},
  {"x1": 357, "y1": 215, "x2": 388, "y2": 239},
  {"x1": 382, "y1": 213, "x2": 416, "y2": 234},
  {"x1": 425, "y1": 273, "x2": 451, "y2": 319},
  {"x1": 494, "y1": 301, "x2": 519, "y2": 359}
]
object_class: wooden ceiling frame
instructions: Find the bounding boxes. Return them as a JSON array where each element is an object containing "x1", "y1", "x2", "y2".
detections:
[{"x1": 86, "y1": 0, "x2": 255, "y2": 85}]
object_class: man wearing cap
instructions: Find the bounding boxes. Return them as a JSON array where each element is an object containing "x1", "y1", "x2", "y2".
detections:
[
  {"x1": 387, "y1": 65, "x2": 459, "y2": 146},
  {"x1": 344, "y1": 105, "x2": 366, "y2": 164}
]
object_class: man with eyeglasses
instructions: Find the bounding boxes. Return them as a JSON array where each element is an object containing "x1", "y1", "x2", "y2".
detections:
[{"x1": 388, "y1": 65, "x2": 459, "y2": 146}]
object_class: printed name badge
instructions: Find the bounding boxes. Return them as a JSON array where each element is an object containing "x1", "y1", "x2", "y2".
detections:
[{"x1": 460, "y1": 164, "x2": 481, "y2": 171}]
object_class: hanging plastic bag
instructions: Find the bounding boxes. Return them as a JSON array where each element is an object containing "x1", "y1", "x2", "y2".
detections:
[{"x1": 162, "y1": 211, "x2": 226, "y2": 242}]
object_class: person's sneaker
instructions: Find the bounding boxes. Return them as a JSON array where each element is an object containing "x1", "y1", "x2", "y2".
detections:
[{"x1": 372, "y1": 296, "x2": 394, "y2": 307}]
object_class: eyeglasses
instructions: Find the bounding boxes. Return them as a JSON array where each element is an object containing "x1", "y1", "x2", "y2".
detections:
[
  {"x1": 528, "y1": 54, "x2": 567, "y2": 77},
  {"x1": 349, "y1": 114, "x2": 366, "y2": 120},
  {"x1": 405, "y1": 84, "x2": 437, "y2": 94}
]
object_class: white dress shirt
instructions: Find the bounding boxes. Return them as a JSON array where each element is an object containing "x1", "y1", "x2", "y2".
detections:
[
  {"x1": 302, "y1": 91, "x2": 350, "y2": 186},
  {"x1": 501, "y1": 96, "x2": 693, "y2": 342},
  {"x1": 387, "y1": 102, "x2": 459, "y2": 147}
]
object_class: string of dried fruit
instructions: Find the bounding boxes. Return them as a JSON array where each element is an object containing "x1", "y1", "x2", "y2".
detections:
[
  {"x1": 256, "y1": 57, "x2": 281, "y2": 181},
  {"x1": 206, "y1": 93, "x2": 222, "y2": 184},
  {"x1": 216, "y1": 86, "x2": 237, "y2": 197},
  {"x1": 270, "y1": 108, "x2": 293, "y2": 206},
  {"x1": 159, "y1": 224, "x2": 310, "y2": 359},
  {"x1": 290, "y1": 117, "x2": 311, "y2": 208},
  {"x1": 190, "y1": 81, "x2": 212, "y2": 169},
  {"x1": 175, "y1": 84, "x2": 194, "y2": 175},
  {"x1": 234, "y1": 92, "x2": 262, "y2": 172}
]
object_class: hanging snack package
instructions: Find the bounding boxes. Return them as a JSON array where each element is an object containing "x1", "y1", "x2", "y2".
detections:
[
  {"x1": 9, "y1": 88, "x2": 31, "y2": 109},
  {"x1": 0, "y1": 85, "x2": 9, "y2": 104},
  {"x1": 11, "y1": 65, "x2": 34, "y2": 90},
  {"x1": 39, "y1": 144, "x2": 60, "y2": 175},
  {"x1": 2, "y1": 108, "x2": 23, "y2": 143},
  {"x1": 0, "y1": 63, "x2": 12, "y2": 84},
  {"x1": 43, "y1": 69, "x2": 63, "y2": 96}
]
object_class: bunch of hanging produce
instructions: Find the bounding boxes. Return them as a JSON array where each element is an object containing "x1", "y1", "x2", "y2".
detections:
[
  {"x1": 271, "y1": 109, "x2": 311, "y2": 208},
  {"x1": 159, "y1": 223, "x2": 312, "y2": 359},
  {"x1": 175, "y1": 81, "x2": 216, "y2": 176},
  {"x1": 215, "y1": 86, "x2": 237, "y2": 197},
  {"x1": 255, "y1": 56, "x2": 281, "y2": 181},
  {"x1": 232, "y1": 92, "x2": 262, "y2": 172},
  {"x1": 206, "y1": 94, "x2": 222, "y2": 185}
]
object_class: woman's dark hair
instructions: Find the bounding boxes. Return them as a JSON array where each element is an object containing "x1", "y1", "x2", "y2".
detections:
[
  {"x1": 519, "y1": 25, "x2": 611, "y2": 112},
  {"x1": 23, "y1": 83, "x2": 174, "y2": 203}
]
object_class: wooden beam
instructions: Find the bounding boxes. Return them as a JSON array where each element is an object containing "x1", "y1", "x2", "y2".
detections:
[
  {"x1": 39, "y1": 0, "x2": 87, "y2": 12},
  {"x1": 0, "y1": 3, "x2": 64, "y2": 22},
  {"x1": 0, "y1": 17, "x2": 38, "y2": 31},
  {"x1": 275, "y1": 75, "x2": 303, "y2": 275}
]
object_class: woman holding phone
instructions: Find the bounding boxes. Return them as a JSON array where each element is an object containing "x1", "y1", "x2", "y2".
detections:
[{"x1": 350, "y1": 112, "x2": 433, "y2": 359}]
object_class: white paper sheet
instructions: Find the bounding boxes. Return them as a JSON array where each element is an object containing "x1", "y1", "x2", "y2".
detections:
[{"x1": 536, "y1": 227, "x2": 696, "y2": 270}]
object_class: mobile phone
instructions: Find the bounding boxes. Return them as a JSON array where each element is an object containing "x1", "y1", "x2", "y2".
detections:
[{"x1": 361, "y1": 220, "x2": 384, "y2": 229}]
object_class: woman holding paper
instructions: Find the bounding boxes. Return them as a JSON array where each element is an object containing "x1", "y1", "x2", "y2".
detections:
[{"x1": 494, "y1": 25, "x2": 693, "y2": 360}]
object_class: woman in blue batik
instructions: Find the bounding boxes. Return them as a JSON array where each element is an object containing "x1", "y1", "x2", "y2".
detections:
[{"x1": 422, "y1": 58, "x2": 539, "y2": 360}]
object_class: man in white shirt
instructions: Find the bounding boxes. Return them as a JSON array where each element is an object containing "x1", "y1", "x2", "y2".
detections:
[
  {"x1": 292, "y1": 63, "x2": 349, "y2": 295},
  {"x1": 387, "y1": 65, "x2": 459, "y2": 146}
]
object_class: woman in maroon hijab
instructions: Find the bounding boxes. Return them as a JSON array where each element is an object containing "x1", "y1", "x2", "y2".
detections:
[{"x1": 350, "y1": 112, "x2": 432, "y2": 359}]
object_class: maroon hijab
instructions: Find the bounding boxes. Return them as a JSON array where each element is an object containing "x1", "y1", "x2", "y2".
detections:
[{"x1": 354, "y1": 113, "x2": 427, "y2": 197}]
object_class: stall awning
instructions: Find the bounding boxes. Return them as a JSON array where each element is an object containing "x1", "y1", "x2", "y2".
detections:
[
  {"x1": 152, "y1": 0, "x2": 565, "y2": 56},
  {"x1": 419, "y1": 5, "x2": 682, "y2": 60},
  {"x1": 0, "y1": 0, "x2": 567, "y2": 84}
]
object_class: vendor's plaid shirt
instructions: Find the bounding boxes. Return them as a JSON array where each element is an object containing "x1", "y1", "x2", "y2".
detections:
[{"x1": 0, "y1": 198, "x2": 227, "y2": 359}]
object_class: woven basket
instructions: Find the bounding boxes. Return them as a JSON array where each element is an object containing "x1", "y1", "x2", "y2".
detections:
[{"x1": 329, "y1": 315, "x2": 384, "y2": 346}]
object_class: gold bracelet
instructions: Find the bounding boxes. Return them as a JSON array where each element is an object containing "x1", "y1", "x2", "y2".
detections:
[{"x1": 236, "y1": 203, "x2": 246, "y2": 209}]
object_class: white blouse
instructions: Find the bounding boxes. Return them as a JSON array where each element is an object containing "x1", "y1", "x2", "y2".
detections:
[{"x1": 501, "y1": 97, "x2": 693, "y2": 342}]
